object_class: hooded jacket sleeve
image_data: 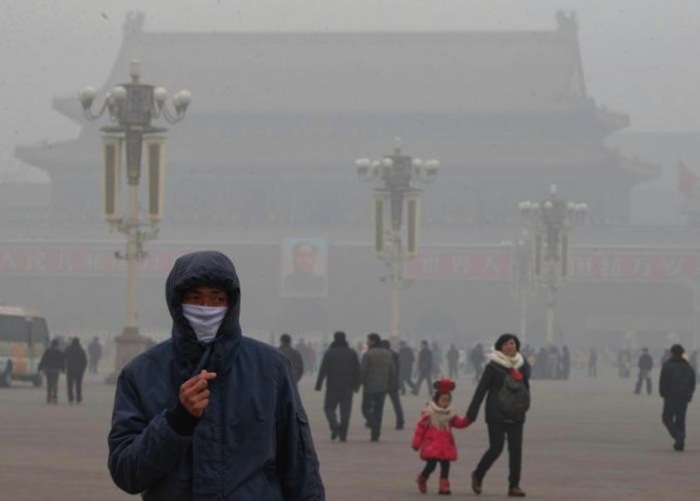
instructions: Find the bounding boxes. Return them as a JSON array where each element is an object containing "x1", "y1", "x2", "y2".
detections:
[
  {"x1": 108, "y1": 368, "x2": 193, "y2": 495},
  {"x1": 275, "y1": 361, "x2": 325, "y2": 500}
]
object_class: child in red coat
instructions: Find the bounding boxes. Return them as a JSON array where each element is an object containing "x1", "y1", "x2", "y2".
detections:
[{"x1": 412, "y1": 379, "x2": 470, "y2": 495}]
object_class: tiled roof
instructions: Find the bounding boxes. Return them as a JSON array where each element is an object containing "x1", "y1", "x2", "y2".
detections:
[{"x1": 75, "y1": 13, "x2": 586, "y2": 116}]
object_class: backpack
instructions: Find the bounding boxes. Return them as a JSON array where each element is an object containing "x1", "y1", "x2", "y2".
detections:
[{"x1": 493, "y1": 363, "x2": 530, "y2": 418}]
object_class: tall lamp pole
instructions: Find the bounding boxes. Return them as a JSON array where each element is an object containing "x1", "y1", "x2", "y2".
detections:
[
  {"x1": 507, "y1": 231, "x2": 536, "y2": 344},
  {"x1": 79, "y1": 60, "x2": 190, "y2": 381},
  {"x1": 519, "y1": 185, "x2": 587, "y2": 345},
  {"x1": 355, "y1": 140, "x2": 439, "y2": 343}
]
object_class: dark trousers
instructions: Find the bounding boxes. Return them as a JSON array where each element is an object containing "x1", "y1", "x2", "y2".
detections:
[
  {"x1": 45, "y1": 370, "x2": 60, "y2": 403},
  {"x1": 634, "y1": 370, "x2": 652, "y2": 394},
  {"x1": 413, "y1": 372, "x2": 433, "y2": 396},
  {"x1": 67, "y1": 371, "x2": 84, "y2": 403},
  {"x1": 399, "y1": 372, "x2": 415, "y2": 395},
  {"x1": 361, "y1": 391, "x2": 387, "y2": 440},
  {"x1": 474, "y1": 421, "x2": 524, "y2": 489},
  {"x1": 323, "y1": 388, "x2": 354, "y2": 441},
  {"x1": 662, "y1": 398, "x2": 689, "y2": 441},
  {"x1": 386, "y1": 389, "x2": 404, "y2": 427},
  {"x1": 421, "y1": 459, "x2": 450, "y2": 479}
]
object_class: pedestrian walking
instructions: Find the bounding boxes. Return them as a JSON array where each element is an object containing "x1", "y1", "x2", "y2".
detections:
[
  {"x1": 279, "y1": 333, "x2": 305, "y2": 382},
  {"x1": 315, "y1": 331, "x2": 360, "y2": 442},
  {"x1": 107, "y1": 250, "x2": 324, "y2": 499},
  {"x1": 412, "y1": 378, "x2": 470, "y2": 495},
  {"x1": 360, "y1": 333, "x2": 395, "y2": 442},
  {"x1": 470, "y1": 343, "x2": 485, "y2": 383},
  {"x1": 381, "y1": 339, "x2": 405, "y2": 430},
  {"x1": 588, "y1": 347, "x2": 597, "y2": 377},
  {"x1": 446, "y1": 343, "x2": 459, "y2": 380},
  {"x1": 398, "y1": 341, "x2": 416, "y2": 395},
  {"x1": 659, "y1": 344, "x2": 696, "y2": 451},
  {"x1": 87, "y1": 336, "x2": 102, "y2": 374},
  {"x1": 38, "y1": 338, "x2": 65, "y2": 404},
  {"x1": 633, "y1": 347, "x2": 653, "y2": 395},
  {"x1": 467, "y1": 333, "x2": 530, "y2": 498},
  {"x1": 64, "y1": 337, "x2": 87, "y2": 404},
  {"x1": 412, "y1": 340, "x2": 433, "y2": 396}
]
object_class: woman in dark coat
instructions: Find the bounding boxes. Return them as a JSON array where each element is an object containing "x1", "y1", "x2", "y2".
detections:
[{"x1": 466, "y1": 333, "x2": 530, "y2": 498}]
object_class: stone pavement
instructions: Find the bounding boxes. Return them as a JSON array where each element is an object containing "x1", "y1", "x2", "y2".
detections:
[{"x1": 0, "y1": 366, "x2": 698, "y2": 500}]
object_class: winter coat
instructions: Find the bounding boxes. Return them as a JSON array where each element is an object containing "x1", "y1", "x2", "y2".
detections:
[
  {"x1": 417, "y1": 347, "x2": 432, "y2": 375},
  {"x1": 467, "y1": 356, "x2": 531, "y2": 424},
  {"x1": 64, "y1": 341, "x2": 88, "y2": 375},
  {"x1": 38, "y1": 346, "x2": 65, "y2": 373},
  {"x1": 108, "y1": 251, "x2": 324, "y2": 501},
  {"x1": 315, "y1": 340, "x2": 360, "y2": 395},
  {"x1": 360, "y1": 346, "x2": 395, "y2": 394},
  {"x1": 411, "y1": 403, "x2": 469, "y2": 461},
  {"x1": 659, "y1": 357, "x2": 696, "y2": 402},
  {"x1": 279, "y1": 344, "x2": 304, "y2": 382}
]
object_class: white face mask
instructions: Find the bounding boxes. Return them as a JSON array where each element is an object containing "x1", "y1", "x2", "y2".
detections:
[{"x1": 182, "y1": 304, "x2": 227, "y2": 344}]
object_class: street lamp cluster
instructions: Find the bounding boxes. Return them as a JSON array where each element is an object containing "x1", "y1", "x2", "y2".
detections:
[
  {"x1": 518, "y1": 185, "x2": 587, "y2": 344},
  {"x1": 355, "y1": 140, "x2": 439, "y2": 342},
  {"x1": 79, "y1": 60, "x2": 190, "y2": 381}
]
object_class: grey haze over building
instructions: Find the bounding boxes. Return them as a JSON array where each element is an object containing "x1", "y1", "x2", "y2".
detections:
[{"x1": 1, "y1": 0, "x2": 699, "y2": 223}]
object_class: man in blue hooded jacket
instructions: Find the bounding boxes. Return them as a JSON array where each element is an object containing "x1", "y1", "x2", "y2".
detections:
[{"x1": 108, "y1": 250, "x2": 325, "y2": 500}]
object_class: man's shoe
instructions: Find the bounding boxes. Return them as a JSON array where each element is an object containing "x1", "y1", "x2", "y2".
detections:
[
  {"x1": 395, "y1": 423, "x2": 404, "y2": 430},
  {"x1": 471, "y1": 472, "x2": 482, "y2": 495},
  {"x1": 674, "y1": 439, "x2": 685, "y2": 451},
  {"x1": 508, "y1": 486, "x2": 526, "y2": 497},
  {"x1": 331, "y1": 428, "x2": 339, "y2": 441}
]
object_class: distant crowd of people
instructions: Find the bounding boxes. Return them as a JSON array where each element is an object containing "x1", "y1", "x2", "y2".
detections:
[{"x1": 37, "y1": 335, "x2": 102, "y2": 405}]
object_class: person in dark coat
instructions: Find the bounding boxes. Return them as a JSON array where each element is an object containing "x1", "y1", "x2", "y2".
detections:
[
  {"x1": 315, "y1": 331, "x2": 360, "y2": 442},
  {"x1": 88, "y1": 336, "x2": 102, "y2": 374},
  {"x1": 466, "y1": 333, "x2": 530, "y2": 498},
  {"x1": 469, "y1": 343, "x2": 485, "y2": 382},
  {"x1": 659, "y1": 344, "x2": 696, "y2": 451},
  {"x1": 446, "y1": 344, "x2": 460, "y2": 380},
  {"x1": 380, "y1": 339, "x2": 405, "y2": 430},
  {"x1": 279, "y1": 333, "x2": 305, "y2": 382},
  {"x1": 412, "y1": 340, "x2": 433, "y2": 396},
  {"x1": 634, "y1": 347, "x2": 654, "y2": 395},
  {"x1": 38, "y1": 338, "x2": 65, "y2": 404},
  {"x1": 398, "y1": 341, "x2": 416, "y2": 395},
  {"x1": 64, "y1": 337, "x2": 88, "y2": 404},
  {"x1": 360, "y1": 333, "x2": 395, "y2": 442},
  {"x1": 108, "y1": 250, "x2": 324, "y2": 500}
]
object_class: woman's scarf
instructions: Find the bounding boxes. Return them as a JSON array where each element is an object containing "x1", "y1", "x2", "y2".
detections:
[
  {"x1": 425, "y1": 400, "x2": 455, "y2": 431},
  {"x1": 489, "y1": 350, "x2": 524, "y2": 370}
]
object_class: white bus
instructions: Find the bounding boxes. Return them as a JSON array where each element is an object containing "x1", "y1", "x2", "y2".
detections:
[{"x1": 0, "y1": 306, "x2": 50, "y2": 387}]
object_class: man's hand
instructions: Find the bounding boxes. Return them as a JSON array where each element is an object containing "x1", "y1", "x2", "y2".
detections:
[{"x1": 179, "y1": 370, "x2": 217, "y2": 417}]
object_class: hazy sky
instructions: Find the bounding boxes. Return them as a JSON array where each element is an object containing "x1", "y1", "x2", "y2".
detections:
[{"x1": 1, "y1": 0, "x2": 699, "y2": 182}]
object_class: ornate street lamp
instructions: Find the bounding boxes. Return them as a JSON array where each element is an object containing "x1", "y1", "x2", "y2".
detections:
[
  {"x1": 504, "y1": 231, "x2": 537, "y2": 344},
  {"x1": 79, "y1": 60, "x2": 190, "y2": 381},
  {"x1": 519, "y1": 185, "x2": 587, "y2": 345},
  {"x1": 355, "y1": 139, "x2": 439, "y2": 343}
]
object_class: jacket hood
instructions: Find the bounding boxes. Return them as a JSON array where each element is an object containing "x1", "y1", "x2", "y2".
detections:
[{"x1": 165, "y1": 250, "x2": 242, "y2": 374}]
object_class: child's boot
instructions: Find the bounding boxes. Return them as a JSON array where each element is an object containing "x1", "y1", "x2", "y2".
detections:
[
  {"x1": 416, "y1": 474, "x2": 428, "y2": 493},
  {"x1": 439, "y1": 478, "x2": 451, "y2": 495}
]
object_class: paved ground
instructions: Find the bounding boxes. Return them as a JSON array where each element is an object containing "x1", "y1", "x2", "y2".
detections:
[{"x1": 0, "y1": 365, "x2": 698, "y2": 500}]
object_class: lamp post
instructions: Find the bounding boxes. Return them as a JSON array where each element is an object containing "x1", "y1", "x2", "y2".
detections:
[
  {"x1": 519, "y1": 185, "x2": 587, "y2": 345},
  {"x1": 355, "y1": 140, "x2": 439, "y2": 343},
  {"x1": 507, "y1": 231, "x2": 536, "y2": 344},
  {"x1": 79, "y1": 60, "x2": 190, "y2": 381}
]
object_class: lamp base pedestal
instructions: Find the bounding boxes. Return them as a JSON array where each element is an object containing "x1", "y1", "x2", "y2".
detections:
[{"x1": 104, "y1": 326, "x2": 149, "y2": 384}]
